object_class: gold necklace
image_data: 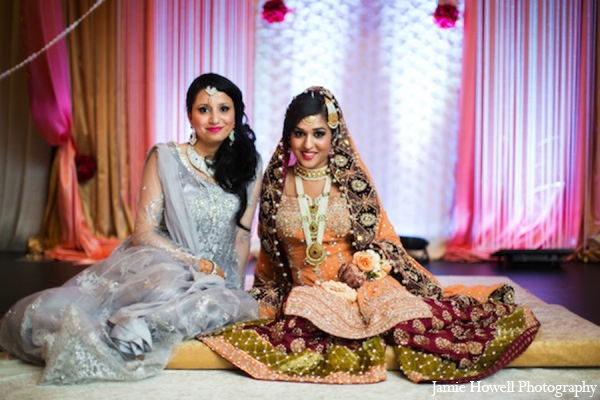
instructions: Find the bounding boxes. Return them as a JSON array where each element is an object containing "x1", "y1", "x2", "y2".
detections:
[
  {"x1": 294, "y1": 164, "x2": 329, "y2": 181},
  {"x1": 295, "y1": 174, "x2": 331, "y2": 268}
]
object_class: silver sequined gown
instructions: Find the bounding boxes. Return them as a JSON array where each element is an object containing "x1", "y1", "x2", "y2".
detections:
[{"x1": 0, "y1": 142, "x2": 260, "y2": 384}]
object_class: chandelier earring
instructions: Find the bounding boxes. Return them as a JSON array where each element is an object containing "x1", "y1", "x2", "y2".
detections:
[
  {"x1": 228, "y1": 130, "x2": 235, "y2": 146},
  {"x1": 189, "y1": 131, "x2": 197, "y2": 146}
]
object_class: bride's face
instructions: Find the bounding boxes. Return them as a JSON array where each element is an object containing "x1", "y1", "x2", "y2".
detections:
[{"x1": 289, "y1": 114, "x2": 332, "y2": 170}]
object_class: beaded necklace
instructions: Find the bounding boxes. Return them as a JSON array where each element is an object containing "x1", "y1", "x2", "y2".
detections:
[
  {"x1": 187, "y1": 144, "x2": 215, "y2": 178},
  {"x1": 295, "y1": 174, "x2": 331, "y2": 268}
]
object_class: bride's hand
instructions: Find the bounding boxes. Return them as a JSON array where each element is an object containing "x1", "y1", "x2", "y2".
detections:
[{"x1": 337, "y1": 262, "x2": 365, "y2": 289}]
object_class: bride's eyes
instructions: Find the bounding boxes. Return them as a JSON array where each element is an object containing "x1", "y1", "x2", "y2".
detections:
[
  {"x1": 292, "y1": 129, "x2": 306, "y2": 138},
  {"x1": 292, "y1": 129, "x2": 327, "y2": 138}
]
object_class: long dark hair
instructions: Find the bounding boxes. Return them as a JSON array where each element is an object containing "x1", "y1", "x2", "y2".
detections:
[{"x1": 186, "y1": 73, "x2": 258, "y2": 231}]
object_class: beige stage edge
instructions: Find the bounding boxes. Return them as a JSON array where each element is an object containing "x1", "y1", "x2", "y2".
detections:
[{"x1": 166, "y1": 276, "x2": 600, "y2": 370}]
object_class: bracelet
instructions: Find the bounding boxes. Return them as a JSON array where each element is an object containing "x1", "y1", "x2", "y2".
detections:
[
  {"x1": 207, "y1": 260, "x2": 218, "y2": 275},
  {"x1": 197, "y1": 258, "x2": 218, "y2": 275}
]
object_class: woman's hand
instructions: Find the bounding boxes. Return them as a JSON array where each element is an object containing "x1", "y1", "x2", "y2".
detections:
[
  {"x1": 197, "y1": 259, "x2": 226, "y2": 279},
  {"x1": 337, "y1": 262, "x2": 366, "y2": 289}
]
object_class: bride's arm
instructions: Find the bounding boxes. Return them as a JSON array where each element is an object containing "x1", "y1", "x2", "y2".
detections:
[{"x1": 131, "y1": 149, "x2": 214, "y2": 274}]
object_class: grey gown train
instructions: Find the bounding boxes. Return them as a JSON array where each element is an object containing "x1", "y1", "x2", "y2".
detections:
[{"x1": 0, "y1": 142, "x2": 260, "y2": 384}]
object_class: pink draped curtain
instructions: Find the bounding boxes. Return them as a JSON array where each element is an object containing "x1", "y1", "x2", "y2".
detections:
[
  {"x1": 21, "y1": 0, "x2": 104, "y2": 260},
  {"x1": 21, "y1": 0, "x2": 71, "y2": 146},
  {"x1": 17, "y1": 0, "x2": 254, "y2": 261},
  {"x1": 445, "y1": 0, "x2": 595, "y2": 261}
]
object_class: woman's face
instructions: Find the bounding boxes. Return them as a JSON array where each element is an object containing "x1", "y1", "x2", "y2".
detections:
[
  {"x1": 188, "y1": 88, "x2": 235, "y2": 151},
  {"x1": 289, "y1": 113, "x2": 332, "y2": 170}
]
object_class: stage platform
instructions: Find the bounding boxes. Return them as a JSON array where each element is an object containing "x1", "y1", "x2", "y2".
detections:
[{"x1": 490, "y1": 249, "x2": 575, "y2": 266}]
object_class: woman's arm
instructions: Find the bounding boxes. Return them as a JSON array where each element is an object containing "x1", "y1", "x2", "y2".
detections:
[
  {"x1": 131, "y1": 149, "x2": 216, "y2": 275},
  {"x1": 234, "y1": 159, "x2": 263, "y2": 282}
]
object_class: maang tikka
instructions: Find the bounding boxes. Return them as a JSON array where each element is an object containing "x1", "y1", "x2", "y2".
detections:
[{"x1": 205, "y1": 86, "x2": 217, "y2": 102}]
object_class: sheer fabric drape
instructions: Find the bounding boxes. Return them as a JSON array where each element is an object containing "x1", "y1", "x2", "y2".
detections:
[
  {"x1": 64, "y1": 0, "x2": 145, "y2": 241},
  {"x1": 0, "y1": 0, "x2": 51, "y2": 253},
  {"x1": 19, "y1": 0, "x2": 106, "y2": 260},
  {"x1": 580, "y1": 2, "x2": 600, "y2": 262},
  {"x1": 15, "y1": 0, "x2": 155, "y2": 260},
  {"x1": 445, "y1": 0, "x2": 596, "y2": 260}
]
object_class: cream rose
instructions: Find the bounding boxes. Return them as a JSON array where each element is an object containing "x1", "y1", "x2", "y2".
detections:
[{"x1": 381, "y1": 260, "x2": 392, "y2": 274}]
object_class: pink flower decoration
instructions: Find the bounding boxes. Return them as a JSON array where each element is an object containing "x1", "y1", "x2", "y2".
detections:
[
  {"x1": 433, "y1": 4, "x2": 460, "y2": 29},
  {"x1": 262, "y1": 0, "x2": 290, "y2": 24}
]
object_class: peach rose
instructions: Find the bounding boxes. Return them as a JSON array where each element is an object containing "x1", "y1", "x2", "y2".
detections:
[{"x1": 353, "y1": 250, "x2": 379, "y2": 272}]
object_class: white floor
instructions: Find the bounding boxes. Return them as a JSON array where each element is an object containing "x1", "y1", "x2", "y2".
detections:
[{"x1": 1, "y1": 355, "x2": 599, "y2": 400}]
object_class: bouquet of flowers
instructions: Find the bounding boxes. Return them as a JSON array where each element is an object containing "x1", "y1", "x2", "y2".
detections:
[
  {"x1": 325, "y1": 249, "x2": 392, "y2": 301},
  {"x1": 353, "y1": 249, "x2": 392, "y2": 280}
]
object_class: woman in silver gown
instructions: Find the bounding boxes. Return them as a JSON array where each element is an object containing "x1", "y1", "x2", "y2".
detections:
[{"x1": 0, "y1": 73, "x2": 262, "y2": 384}]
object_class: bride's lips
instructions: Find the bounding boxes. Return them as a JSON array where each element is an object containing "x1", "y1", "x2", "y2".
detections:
[
  {"x1": 207, "y1": 127, "x2": 222, "y2": 133},
  {"x1": 301, "y1": 152, "x2": 316, "y2": 160}
]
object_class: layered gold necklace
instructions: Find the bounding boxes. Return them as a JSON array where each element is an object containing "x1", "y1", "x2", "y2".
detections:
[
  {"x1": 294, "y1": 164, "x2": 329, "y2": 181},
  {"x1": 295, "y1": 173, "x2": 331, "y2": 268}
]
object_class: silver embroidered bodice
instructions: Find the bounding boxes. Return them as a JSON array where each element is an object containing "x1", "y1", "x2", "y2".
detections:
[{"x1": 132, "y1": 142, "x2": 250, "y2": 289}]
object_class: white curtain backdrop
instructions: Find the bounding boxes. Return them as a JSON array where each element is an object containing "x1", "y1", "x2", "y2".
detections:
[
  {"x1": 253, "y1": 0, "x2": 464, "y2": 257},
  {"x1": 153, "y1": 0, "x2": 255, "y2": 145}
]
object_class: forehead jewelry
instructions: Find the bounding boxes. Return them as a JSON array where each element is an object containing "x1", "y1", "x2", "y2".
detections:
[
  {"x1": 205, "y1": 86, "x2": 217, "y2": 103},
  {"x1": 303, "y1": 115, "x2": 317, "y2": 125}
]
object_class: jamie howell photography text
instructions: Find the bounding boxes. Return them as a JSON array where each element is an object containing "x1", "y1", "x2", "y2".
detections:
[{"x1": 431, "y1": 380, "x2": 597, "y2": 397}]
